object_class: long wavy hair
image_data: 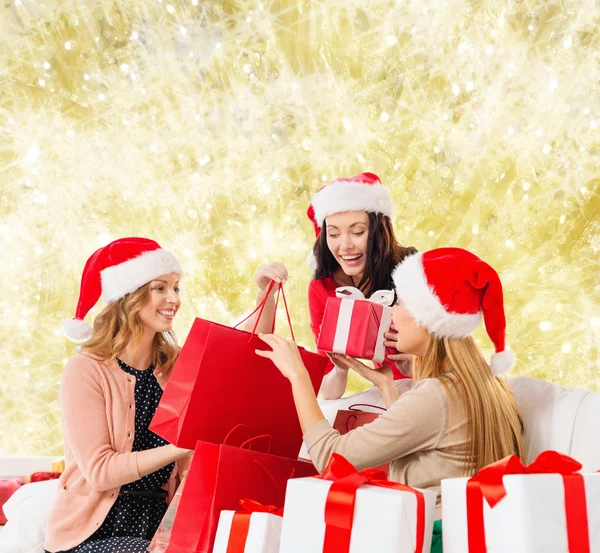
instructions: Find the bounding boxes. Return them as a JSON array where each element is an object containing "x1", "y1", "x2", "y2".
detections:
[
  {"x1": 414, "y1": 335, "x2": 525, "y2": 474},
  {"x1": 313, "y1": 212, "x2": 417, "y2": 297},
  {"x1": 82, "y1": 283, "x2": 179, "y2": 375}
]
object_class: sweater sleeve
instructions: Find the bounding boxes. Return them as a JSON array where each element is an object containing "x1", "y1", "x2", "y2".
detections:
[
  {"x1": 308, "y1": 279, "x2": 334, "y2": 374},
  {"x1": 60, "y1": 357, "x2": 142, "y2": 491},
  {"x1": 303, "y1": 379, "x2": 446, "y2": 473}
]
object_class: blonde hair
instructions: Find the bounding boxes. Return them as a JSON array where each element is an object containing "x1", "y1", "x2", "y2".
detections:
[
  {"x1": 82, "y1": 283, "x2": 179, "y2": 375},
  {"x1": 415, "y1": 336, "x2": 525, "y2": 474}
]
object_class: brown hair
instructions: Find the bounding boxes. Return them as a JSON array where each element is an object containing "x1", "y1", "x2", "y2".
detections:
[
  {"x1": 415, "y1": 335, "x2": 525, "y2": 474},
  {"x1": 82, "y1": 283, "x2": 179, "y2": 374},
  {"x1": 313, "y1": 212, "x2": 417, "y2": 297}
]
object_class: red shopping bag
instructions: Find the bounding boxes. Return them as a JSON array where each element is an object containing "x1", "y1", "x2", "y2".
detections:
[
  {"x1": 150, "y1": 283, "x2": 327, "y2": 458},
  {"x1": 161, "y1": 432, "x2": 317, "y2": 553},
  {"x1": 332, "y1": 404, "x2": 390, "y2": 473}
]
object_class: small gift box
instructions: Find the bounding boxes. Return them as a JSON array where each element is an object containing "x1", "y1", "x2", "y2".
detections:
[
  {"x1": 213, "y1": 499, "x2": 283, "y2": 553},
  {"x1": 317, "y1": 287, "x2": 394, "y2": 364},
  {"x1": 441, "y1": 450, "x2": 600, "y2": 553},
  {"x1": 279, "y1": 454, "x2": 436, "y2": 553}
]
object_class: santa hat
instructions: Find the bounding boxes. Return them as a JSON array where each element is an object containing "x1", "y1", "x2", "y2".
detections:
[
  {"x1": 63, "y1": 237, "x2": 182, "y2": 343},
  {"x1": 306, "y1": 172, "x2": 395, "y2": 270},
  {"x1": 391, "y1": 247, "x2": 515, "y2": 375}
]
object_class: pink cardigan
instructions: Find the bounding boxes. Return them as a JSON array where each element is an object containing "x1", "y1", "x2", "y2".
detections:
[{"x1": 44, "y1": 352, "x2": 185, "y2": 552}]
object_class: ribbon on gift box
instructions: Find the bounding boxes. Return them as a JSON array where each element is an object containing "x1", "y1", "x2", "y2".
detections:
[
  {"x1": 316, "y1": 453, "x2": 425, "y2": 553},
  {"x1": 225, "y1": 499, "x2": 284, "y2": 553},
  {"x1": 335, "y1": 286, "x2": 395, "y2": 306},
  {"x1": 320, "y1": 287, "x2": 394, "y2": 364},
  {"x1": 466, "y1": 450, "x2": 590, "y2": 553}
]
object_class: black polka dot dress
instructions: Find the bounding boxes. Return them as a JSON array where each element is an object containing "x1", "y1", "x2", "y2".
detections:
[{"x1": 56, "y1": 359, "x2": 174, "y2": 553}]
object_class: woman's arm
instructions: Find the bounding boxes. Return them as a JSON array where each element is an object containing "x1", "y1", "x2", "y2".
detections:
[
  {"x1": 61, "y1": 358, "x2": 191, "y2": 491},
  {"x1": 256, "y1": 336, "x2": 445, "y2": 473},
  {"x1": 319, "y1": 365, "x2": 350, "y2": 400}
]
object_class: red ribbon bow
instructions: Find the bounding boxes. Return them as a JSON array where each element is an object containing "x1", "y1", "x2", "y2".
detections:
[
  {"x1": 317, "y1": 454, "x2": 426, "y2": 553},
  {"x1": 225, "y1": 499, "x2": 283, "y2": 553},
  {"x1": 466, "y1": 450, "x2": 590, "y2": 553}
]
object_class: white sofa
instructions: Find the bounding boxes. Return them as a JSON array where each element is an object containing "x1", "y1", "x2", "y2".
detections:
[{"x1": 0, "y1": 457, "x2": 59, "y2": 553}]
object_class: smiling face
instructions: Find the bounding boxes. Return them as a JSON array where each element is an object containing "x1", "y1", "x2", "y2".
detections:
[
  {"x1": 137, "y1": 272, "x2": 181, "y2": 334},
  {"x1": 325, "y1": 211, "x2": 370, "y2": 281}
]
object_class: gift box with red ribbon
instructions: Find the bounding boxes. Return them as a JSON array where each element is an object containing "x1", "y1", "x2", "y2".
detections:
[
  {"x1": 213, "y1": 499, "x2": 284, "y2": 553},
  {"x1": 317, "y1": 287, "x2": 394, "y2": 364},
  {"x1": 441, "y1": 450, "x2": 600, "y2": 553},
  {"x1": 279, "y1": 454, "x2": 436, "y2": 553}
]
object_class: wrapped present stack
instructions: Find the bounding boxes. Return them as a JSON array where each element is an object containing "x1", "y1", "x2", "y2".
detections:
[{"x1": 209, "y1": 454, "x2": 436, "y2": 553}]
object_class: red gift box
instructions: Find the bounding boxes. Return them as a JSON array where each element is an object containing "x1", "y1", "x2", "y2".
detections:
[
  {"x1": 150, "y1": 283, "x2": 328, "y2": 458},
  {"x1": 317, "y1": 287, "x2": 393, "y2": 364},
  {"x1": 0, "y1": 478, "x2": 22, "y2": 525},
  {"x1": 159, "y1": 433, "x2": 318, "y2": 553}
]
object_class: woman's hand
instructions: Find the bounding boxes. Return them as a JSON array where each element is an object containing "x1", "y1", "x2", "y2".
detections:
[
  {"x1": 384, "y1": 327, "x2": 414, "y2": 375},
  {"x1": 330, "y1": 354, "x2": 394, "y2": 388},
  {"x1": 255, "y1": 262, "x2": 288, "y2": 295},
  {"x1": 326, "y1": 352, "x2": 350, "y2": 372},
  {"x1": 256, "y1": 333, "x2": 308, "y2": 381}
]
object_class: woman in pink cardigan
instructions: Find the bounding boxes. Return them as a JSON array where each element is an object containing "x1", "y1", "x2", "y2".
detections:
[{"x1": 44, "y1": 238, "x2": 192, "y2": 553}]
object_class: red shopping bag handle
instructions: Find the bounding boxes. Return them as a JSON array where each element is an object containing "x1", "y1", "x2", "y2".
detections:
[
  {"x1": 224, "y1": 426, "x2": 273, "y2": 454},
  {"x1": 348, "y1": 404, "x2": 387, "y2": 412},
  {"x1": 224, "y1": 424, "x2": 251, "y2": 445},
  {"x1": 345, "y1": 404, "x2": 386, "y2": 432},
  {"x1": 234, "y1": 281, "x2": 296, "y2": 341},
  {"x1": 252, "y1": 460, "x2": 297, "y2": 506},
  {"x1": 240, "y1": 435, "x2": 272, "y2": 454}
]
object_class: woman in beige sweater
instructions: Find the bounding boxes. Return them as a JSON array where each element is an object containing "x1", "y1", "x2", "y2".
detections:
[
  {"x1": 45, "y1": 238, "x2": 192, "y2": 553},
  {"x1": 257, "y1": 247, "x2": 525, "y2": 549}
]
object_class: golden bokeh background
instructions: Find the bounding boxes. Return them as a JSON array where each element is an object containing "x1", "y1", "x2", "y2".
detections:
[{"x1": 0, "y1": 0, "x2": 598, "y2": 455}]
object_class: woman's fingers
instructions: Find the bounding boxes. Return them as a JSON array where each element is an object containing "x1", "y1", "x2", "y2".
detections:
[
  {"x1": 257, "y1": 333, "x2": 279, "y2": 345},
  {"x1": 338, "y1": 355, "x2": 371, "y2": 372},
  {"x1": 275, "y1": 263, "x2": 289, "y2": 282}
]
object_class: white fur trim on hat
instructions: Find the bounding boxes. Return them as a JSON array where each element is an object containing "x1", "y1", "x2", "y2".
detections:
[
  {"x1": 306, "y1": 251, "x2": 318, "y2": 272},
  {"x1": 312, "y1": 181, "x2": 395, "y2": 227},
  {"x1": 392, "y1": 252, "x2": 481, "y2": 338},
  {"x1": 101, "y1": 248, "x2": 182, "y2": 303},
  {"x1": 490, "y1": 349, "x2": 516, "y2": 375},
  {"x1": 63, "y1": 318, "x2": 93, "y2": 343}
]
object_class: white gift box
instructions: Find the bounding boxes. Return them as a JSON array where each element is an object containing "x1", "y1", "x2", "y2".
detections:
[
  {"x1": 213, "y1": 510, "x2": 283, "y2": 553},
  {"x1": 279, "y1": 477, "x2": 436, "y2": 553},
  {"x1": 442, "y1": 473, "x2": 600, "y2": 553}
]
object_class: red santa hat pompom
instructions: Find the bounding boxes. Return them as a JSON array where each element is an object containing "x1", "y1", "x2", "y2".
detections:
[
  {"x1": 306, "y1": 172, "x2": 395, "y2": 269},
  {"x1": 391, "y1": 247, "x2": 515, "y2": 375},
  {"x1": 63, "y1": 237, "x2": 182, "y2": 343}
]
